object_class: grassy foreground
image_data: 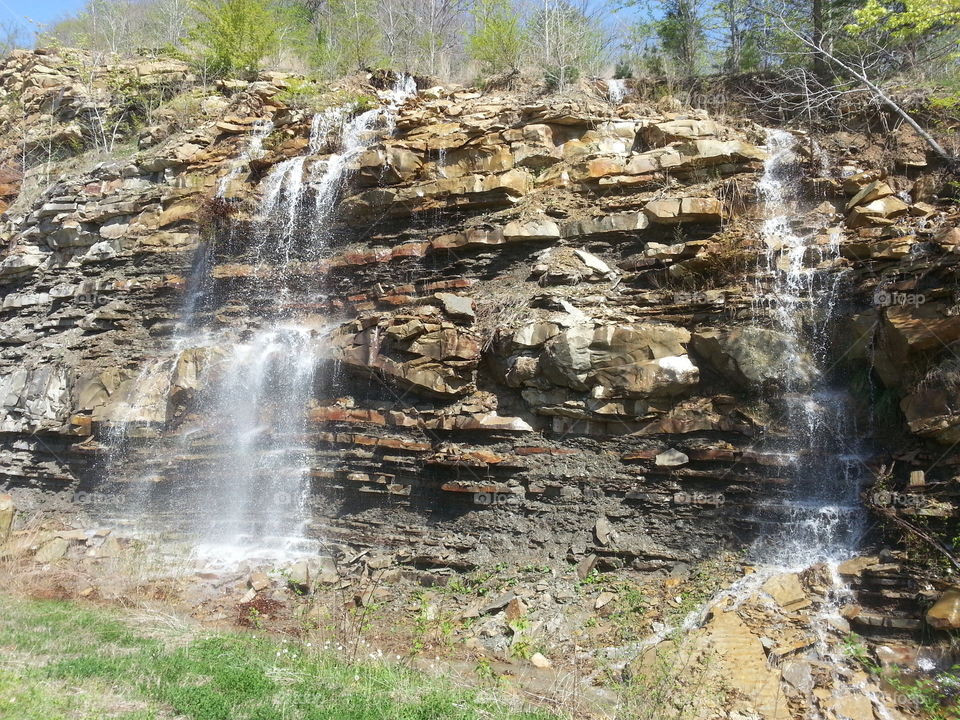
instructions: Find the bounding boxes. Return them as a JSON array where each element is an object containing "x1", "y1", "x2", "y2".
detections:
[{"x1": 0, "y1": 596, "x2": 557, "y2": 720}]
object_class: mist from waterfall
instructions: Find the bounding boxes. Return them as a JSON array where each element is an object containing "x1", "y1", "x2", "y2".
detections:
[
  {"x1": 106, "y1": 76, "x2": 417, "y2": 562},
  {"x1": 749, "y1": 129, "x2": 866, "y2": 567}
]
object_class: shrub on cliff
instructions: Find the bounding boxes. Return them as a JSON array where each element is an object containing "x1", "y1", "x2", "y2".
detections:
[
  {"x1": 466, "y1": 0, "x2": 527, "y2": 75},
  {"x1": 186, "y1": 0, "x2": 280, "y2": 77}
]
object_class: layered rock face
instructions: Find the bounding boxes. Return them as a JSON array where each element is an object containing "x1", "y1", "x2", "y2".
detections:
[{"x1": 0, "y1": 49, "x2": 957, "y2": 580}]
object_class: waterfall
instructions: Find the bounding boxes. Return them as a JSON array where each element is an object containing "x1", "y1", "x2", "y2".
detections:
[
  {"x1": 750, "y1": 129, "x2": 866, "y2": 567},
  {"x1": 216, "y1": 118, "x2": 274, "y2": 198},
  {"x1": 107, "y1": 76, "x2": 417, "y2": 562},
  {"x1": 256, "y1": 75, "x2": 418, "y2": 268},
  {"x1": 607, "y1": 78, "x2": 627, "y2": 104}
]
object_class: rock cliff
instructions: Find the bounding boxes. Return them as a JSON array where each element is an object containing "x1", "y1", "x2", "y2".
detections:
[{"x1": 0, "y1": 47, "x2": 957, "y2": 609}]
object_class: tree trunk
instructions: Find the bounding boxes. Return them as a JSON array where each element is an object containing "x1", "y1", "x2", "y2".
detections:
[{"x1": 812, "y1": 0, "x2": 829, "y2": 81}]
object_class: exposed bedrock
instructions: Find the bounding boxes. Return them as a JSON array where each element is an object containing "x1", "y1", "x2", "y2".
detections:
[{"x1": 0, "y1": 49, "x2": 956, "y2": 597}]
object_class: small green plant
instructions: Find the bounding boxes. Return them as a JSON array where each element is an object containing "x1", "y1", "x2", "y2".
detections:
[
  {"x1": 510, "y1": 638, "x2": 533, "y2": 660},
  {"x1": 466, "y1": 0, "x2": 527, "y2": 76},
  {"x1": 614, "y1": 61, "x2": 634, "y2": 79},
  {"x1": 275, "y1": 78, "x2": 328, "y2": 110},
  {"x1": 842, "y1": 633, "x2": 878, "y2": 672},
  {"x1": 186, "y1": 0, "x2": 281, "y2": 77},
  {"x1": 544, "y1": 65, "x2": 580, "y2": 91},
  {"x1": 886, "y1": 665, "x2": 960, "y2": 720},
  {"x1": 475, "y1": 657, "x2": 498, "y2": 683}
]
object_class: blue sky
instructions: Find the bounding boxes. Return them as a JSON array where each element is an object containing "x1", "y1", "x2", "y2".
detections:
[{"x1": 1, "y1": 0, "x2": 83, "y2": 29}]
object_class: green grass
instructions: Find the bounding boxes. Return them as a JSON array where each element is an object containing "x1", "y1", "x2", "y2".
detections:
[{"x1": 0, "y1": 596, "x2": 556, "y2": 720}]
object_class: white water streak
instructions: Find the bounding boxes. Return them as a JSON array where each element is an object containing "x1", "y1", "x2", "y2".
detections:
[{"x1": 216, "y1": 118, "x2": 274, "y2": 198}]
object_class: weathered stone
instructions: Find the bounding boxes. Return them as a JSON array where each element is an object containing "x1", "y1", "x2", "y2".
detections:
[
  {"x1": 761, "y1": 573, "x2": 809, "y2": 610},
  {"x1": 845, "y1": 180, "x2": 894, "y2": 210},
  {"x1": 34, "y1": 537, "x2": 69, "y2": 563},
  {"x1": 655, "y1": 448, "x2": 689, "y2": 467},
  {"x1": 781, "y1": 661, "x2": 813, "y2": 694},
  {"x1": 846, "y1": 195, "x2": 909, "y2": 227},
  {"x1": 641, "y1": 118, "x2": 719, "y2": 145},
  {"x1": 926, "y1": 588, "x2": 960, "y2": 630},
  {"x1": 595, "y1": 591, "x2": 616, "y2": 609},
  {"x1": 0, "y1": 494, "x2": 13, "y2": 541},
  {"x1": 479, "y1": 592, "x2": 516, "y2": 615},
  {"x1": 530, "y1": 652, "x2": 552, "y2": 668},
  {"x1": 505, "y1": 596, "x2": 528, "y2": 621},
  {"x1": 434, "y1": 293, "x2": 475, "y2": 321},
  {"x1": 503, "y1": 217, "x2": 561, "y2": 241},
  {"x1": 595, "y1": 516, "x2": 613, "y2": 545},
  {"x1": 249, "y1": 571, "x2": 270, "y2": 592},
  {"x1": 691, "y1": 328, "x2": 817, "y2": 390},
  {"x1": 576, "y1": 554, "x2": 598, "y2": 580},
  {"x1": 286, "y1": 556, "x2": 338, "y2": 593},
  {"x1": 645, "y1": 197, "x2": 722, "y2": 224},
  {"x1": 828, "y1": 693, "x2": 875, "y2": 720},
  {"x1": 706, "y1": 610, "x2": 789, "y2": 720}
]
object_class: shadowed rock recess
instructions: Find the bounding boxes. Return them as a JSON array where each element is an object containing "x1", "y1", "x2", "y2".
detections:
[{"x1": 1, "y1": 50, "x2": 959, "y2": 631}]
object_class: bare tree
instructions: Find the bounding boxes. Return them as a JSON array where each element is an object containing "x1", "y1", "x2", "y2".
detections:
[{"x1": 765, "y1": 6, "x2": 958, "y2": 169}]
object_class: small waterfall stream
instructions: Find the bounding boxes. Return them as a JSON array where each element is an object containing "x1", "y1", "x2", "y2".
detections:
[
  {"x1": 607, "y1": 78, "x2": 627, "y2": 104},
  {"x1": 216, "y1": 118, "x2": 274, "y2": 198},
  {"x1": 749, "y1": 129, "x2": 866, "y2": 568},
  {"x1": 106, "y1": 77, "x2": 417, "y2": 562},
  {"x1": 621, "y1": 130, "x2": 875, "y2": 683}
]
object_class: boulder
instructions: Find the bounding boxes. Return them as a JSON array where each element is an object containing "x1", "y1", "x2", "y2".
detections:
[
  {"x1": 641, "y1": 118, "x2": 719, "y2": 145},
  {"x1": 846, "y1": 195, "x2": 909, "y2": 228},
  {"x1": 503, "y1": 217, "x2": 561, "y2": 242},
  {"x1": 563, "y1": 211, "x2": 649, "y2": 238},
  {"x1": 845, "y1": 180, "x2": 894, "y2": 211},
  {"x1": 286, "y1": 556, "x2": 338, "y2": 593},
  {"x1": 34, "y1": 537, "x2": 69, "y2": 563},
  {"x1": 434, "y1": 293, "x2": 475, "y2": 321},
  {"x1": 539, "y1": 323, "x2": 697, "y2": 398},
  {"x1": 842, "y1": 169, "x2": 885, "y2": 195},
  {"x1": 691, "y1": 327, "x2": 817, "y2": 390},
  {"x1": 645, "y1": 197, "x2": 722, "y2": 224},
  {"x1": 926, "y1": 588, "x2": 960, "y2": 630},
  {"x1": 248, "y1": 571, "x2": 271, "y2": 592},
  {"x1": 330, "y1": 316, "x2": 480, "y2": 398},
  {"x1": 761, "y1": 573, "x2": 809, "y2": 610}
]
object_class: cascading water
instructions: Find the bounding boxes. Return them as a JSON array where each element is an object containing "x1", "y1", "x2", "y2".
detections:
[
  {"x1": 106, "y1": 76, "x2": 418, "y2": 562},
  {"x1": 749, "y1": 129, "x2": 867, "y2": 567},
  {"x1": 216, "y1": 118, "x2": 274, "y2": 198},
  {"x1": 607, "y1": 78, "x2": 627, "y2": 104}
]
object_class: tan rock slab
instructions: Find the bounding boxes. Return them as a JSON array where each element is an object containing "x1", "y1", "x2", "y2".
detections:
[
  {"x1": 706, "y1": 610, "x2": 789, "y2": 720},
  {"x1": 762, "y1": 573, "x2": 810, "y2": 611},
  {"x1": 926, "y1": 588, "x2": 960, "y2": 629},
  {"x1": 34, "y1": 537, "x2": 69, "y2": 563}
]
